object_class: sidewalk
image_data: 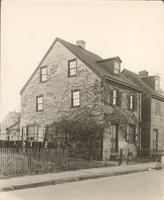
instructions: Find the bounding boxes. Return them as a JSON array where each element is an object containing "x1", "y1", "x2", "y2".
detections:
[{"x1": 0, "y1": 162, "x2": 161, "y2": 192}]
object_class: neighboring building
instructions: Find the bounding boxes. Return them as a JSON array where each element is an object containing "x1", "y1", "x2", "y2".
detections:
[
  {"x1": 20, "y1": 38, "x2": 142, "y2": 160},
  {"x1": 0, "y1": 111, "x2": 20, "y2": 141},
  {"x1": 6, "y1": 121, "x2": 20, "y2": 141},
  {"x1": 122, "y1": 69, "x2": 164, "y2": 157}
]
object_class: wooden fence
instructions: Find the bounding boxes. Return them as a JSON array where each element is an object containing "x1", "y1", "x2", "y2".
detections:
[{"x1": 0, "y1": 148, "x2": 68, "y2": 176}]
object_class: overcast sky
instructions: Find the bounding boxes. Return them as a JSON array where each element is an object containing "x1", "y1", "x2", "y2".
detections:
[{"x1": 1, "y1": 0, "x2": 164, "y2": 121}]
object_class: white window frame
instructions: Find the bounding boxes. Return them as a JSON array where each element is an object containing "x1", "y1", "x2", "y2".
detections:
[
  {"x1": 114, "y1": 62, "x2": 120, "y2": 75},
  {"x1": 40, "y1": 66, "x2": 48, "y2": 82},
  {"x1": 72, "y1": 90, "x2": 80, "y2": 107},
  {"x1": 36, "y1": 96, "x2": 44, "y2": 111}
]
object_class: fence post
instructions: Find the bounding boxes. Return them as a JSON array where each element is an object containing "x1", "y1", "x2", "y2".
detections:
[
  {"x1": 127, "y1": 148, "x2": 129, "y2": 165},
  {"x1": 118, "y1": 149, "x2": 123, "y2": 165}
]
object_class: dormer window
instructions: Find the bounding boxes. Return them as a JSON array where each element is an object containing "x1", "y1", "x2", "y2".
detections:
[
  {"x1": 114, "y1": 62, "x2": 120, "y2": 75},
  {"x1": 40, "y1": 66, "x2": 47, "y2": 82},
  {"x1": 155, "y1": 78, "x2": 160, "y2": 91},
  {"x1": 68, "y1": 59, "x2": 77, "y2": 77}
]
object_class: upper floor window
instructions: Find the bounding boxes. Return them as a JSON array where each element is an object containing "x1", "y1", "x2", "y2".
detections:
[
  {"x1": 128, "y1": 94, "x2": 136, "y2": 110},
  {"x1": 68, "y1": 59, "x2": 77, "y2": 77},
  {"x1": 155, "y1": 78, "x2": 160, "y2": 91},
  {"x1": 71, "y1": 90, "x2": 80, "y2": 107},
  {"x1": 111, "y1": 89, "x2": 121, "y2": 106},
  {"x1": 40, "y1": 66, "x2": 47, "y2": 82},
  {"x1": 36, "y1": 95, "x2": 44, "y2": 111},
  {"x1": 155, "y1": 100, "x2": 160, "y2": 115},
  {"x1": 114, "y1": 62, "x2": 120, "y2": 75}
]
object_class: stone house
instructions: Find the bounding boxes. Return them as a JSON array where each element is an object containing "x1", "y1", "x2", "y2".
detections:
[
  {"x1": 122, "y1": 69, "x2": 164, "y2": 157},
  {"x1": 20, "y1": 38, "x2": 142, "y2": 160}
]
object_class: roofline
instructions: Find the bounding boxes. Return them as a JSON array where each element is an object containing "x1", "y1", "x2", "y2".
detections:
[
  {"x1": 151, "y1": 94, "x2": 164, "y2": 101},
  {"x1": 97, "y1": 56, "x2": 122, "y2": 63},
  {"x1": 7, "y1": 121, "x2": 20, "y2": 130},
  {"x1": 122, "y1": 69, "x2": 164, "y2": 98},
  {"x1": 103, "y1": 75, "x2": 142, "y2": 92},
  {"x1": 20, "y1": 37, "x2": 104, "y2": 95},
  {"x1": 20, "y1": 39, "x2": 139, "y2": 95},
  {"x1": 20, "y1": 37, "x2": 60, "y2": 95}
]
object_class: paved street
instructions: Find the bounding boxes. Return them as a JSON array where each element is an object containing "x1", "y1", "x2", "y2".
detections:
[{"x1": 0, "y1": 170, "x2": 164, "y2": 200}]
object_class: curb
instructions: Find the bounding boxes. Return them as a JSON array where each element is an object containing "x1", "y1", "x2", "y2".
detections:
[{"x1": 0, "y1": 166, "x2": 161, "y2": 192}]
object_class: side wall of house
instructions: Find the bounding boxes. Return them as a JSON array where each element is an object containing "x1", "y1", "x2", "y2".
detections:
[
  {"x1": 140, "y1": 93, "x2": 151, "y2": 156},
  {"x1": 102, "y1": 80, "x2": 141, "y2": 161},
  {"x1": 151, "y1": 98, "x2": 164, "y2": 152},
  {"x1": 20, "y1": 41, "x2": 104, "y2": 142}
]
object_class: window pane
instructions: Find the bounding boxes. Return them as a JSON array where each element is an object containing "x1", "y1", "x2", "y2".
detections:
[
  {"x1": 73, "y1": 91, "x2": 79, "y2": 98},
  {"x1": 113, "y1": 90, "x2": 117, "y2": 97},
  {"x1": 41, "y1": 67, "x2": 47, "y2": 74},
  {"x1": 73, "y1": 99, "x2": 80, "y2": 106},
  {"x1": 70, "y1": 60, "x2": 76, "y2": 67},
  {"x1": 37, "y1": 97, "x2": 43, "y2": 103},
  {"x1": 70, "y1": 68, "x2": 77, "y2": 76},
  {"x1": 41, "y1": 75, "x2": 47, "y2": 81},
  {"x1": 38, "y1": 104, "x2": 43, "y2": 110}
]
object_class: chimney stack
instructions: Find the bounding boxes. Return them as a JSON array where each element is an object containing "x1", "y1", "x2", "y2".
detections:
[
  {"x1": 76, "y1": 40, "x2": 86, "y2": 49},
  {"x1": 138, "y1": 70, "x2": 149, "y2": 77}
]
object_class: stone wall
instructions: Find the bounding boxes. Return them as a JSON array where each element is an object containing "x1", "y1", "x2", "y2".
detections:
[
  {"x1": 102, "y1": 80, "x2": 141, "y2": 160},
  {"x1": 20, "y1": 41, "x2": 104, "y2": 141}
]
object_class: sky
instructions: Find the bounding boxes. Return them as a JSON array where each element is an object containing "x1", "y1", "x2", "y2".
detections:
[{"x1": 1, "y1": 0, "x2": 164, "y2": 121}]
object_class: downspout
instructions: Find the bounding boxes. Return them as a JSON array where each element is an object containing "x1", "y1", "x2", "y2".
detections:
[{"x1": 139, "y1": 92, "x2": 142, "y2": 154}]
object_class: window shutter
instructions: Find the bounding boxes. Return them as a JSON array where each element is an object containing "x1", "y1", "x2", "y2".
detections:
[
  {"x1": 133, "y1": 94, "x2": 137, "y2": 111},
  {"x1": 117, "y1": 91, "x2": 122, "y2": 107},
  {"x1": 110, "y1": 89, "x2": 113, "y2": 106},
  {"x1": 26, "y1": 126, "x2": 28, "y2": 141},
  {"x1": 127, "y1": 95, "x2": 130, "y2": 110}
]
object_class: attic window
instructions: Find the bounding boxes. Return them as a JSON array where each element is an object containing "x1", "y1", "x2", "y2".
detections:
[
  {"x1": 68, "y1": 59, "x2": 77, "y2": 77},
  {"x1": 114, "y1": 62, "x2": 120, "y2": 75},
  {"x1": 40, "y1": 66, "x2": 47, "y2": 82},
  {"x1": 155, "y1": 78, "x2": 160, "y2": 91}
]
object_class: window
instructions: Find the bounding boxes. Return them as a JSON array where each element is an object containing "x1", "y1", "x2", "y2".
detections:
[
  {"x1": 36, "y1": 96, "x2": 44, "y2": 111},
  {"x1": 155, "y1": 78, "x2": 160, "y2": 91},
  {"x1": 40, "y1": 66, "x2": 47, "y2": 82},
  {"x1": 71, "y1": 90, "x2": 80, "y2": 107},
  {"x1": 68, "y1": 59, "x2": 77, "y2": 77},
  {"x1": 153, "y1": 129, "x2": 158, "y2": 151},
  {"x1": 112, "y1": 89, "x2": 117, "y2": 105},
  {"x1": 114, "y1": 62, "x2": 120, "y2": 75},
  {"x1": 111, "y1": 89, "x2": 120, "y2": 106},
  {"x1": 127, "y1": 125, "x2": 135, "y2": 143},
  {"x1": 155, "y1": 100, "x2": 160, "y2": 115},
  {"x1": 128, "y1": 95, "x2": 136, "y2": 110}
]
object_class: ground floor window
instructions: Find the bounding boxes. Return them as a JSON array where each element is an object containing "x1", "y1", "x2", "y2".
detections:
[
  {"x1": 127, "y1": 125, "x2": 135, "y2": 143},
  {"x1": 152, "y1": 129, "x2": 158, "y2": 151}
]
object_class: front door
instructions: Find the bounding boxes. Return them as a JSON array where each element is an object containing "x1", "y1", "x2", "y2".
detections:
[{"x1": 111, "y1": 124, "x2": 118, "y2": 152}]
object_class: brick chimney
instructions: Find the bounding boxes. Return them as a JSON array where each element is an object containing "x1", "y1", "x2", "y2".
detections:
[
  {"x1": 138, "y1": 70, "x2": 149, "y2": 77},
  {"x1": 76, "y1": 40, "x2": 86, "y2": 49}
]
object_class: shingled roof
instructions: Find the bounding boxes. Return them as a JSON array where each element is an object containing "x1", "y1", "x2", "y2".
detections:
[
  {"x1": 20, "y1": 37, "x2": 141, "y2": 94},
  {"x1": 122, "y1": 69, "x2": 164, "y2": 101}
]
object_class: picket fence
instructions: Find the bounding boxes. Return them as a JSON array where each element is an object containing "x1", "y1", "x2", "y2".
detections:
[{"x1": 0, "y1": 148, "x2": 68, "y2": 176}]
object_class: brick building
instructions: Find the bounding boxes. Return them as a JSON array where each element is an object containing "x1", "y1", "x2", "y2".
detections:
[
  {"x1": 123, "y1": 69, "x2": 164, "y2": 157},
  {"x1": 20, "y1": 38, "x2": 142, "y2": 160}
]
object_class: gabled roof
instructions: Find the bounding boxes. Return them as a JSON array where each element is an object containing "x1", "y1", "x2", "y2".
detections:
[
  {"x1": 122, "y1": 69, "x2": 164, "y2": 101},
  {"x1": 20, "y1": 37, "x2": 141, "y2": 94}
]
